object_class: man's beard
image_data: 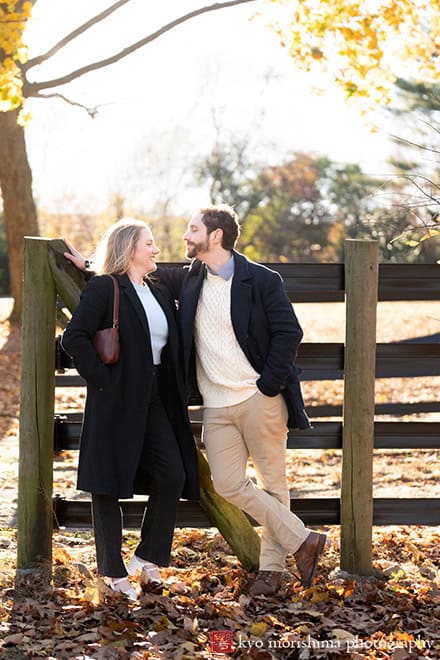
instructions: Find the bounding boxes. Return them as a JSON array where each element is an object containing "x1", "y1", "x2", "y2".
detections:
[
  {"x1": 185, "y1": 240, "x2": 209, "y2": 259},
  {"x1": 185, "y1": 243, "x2": 197, "y2": 258}
]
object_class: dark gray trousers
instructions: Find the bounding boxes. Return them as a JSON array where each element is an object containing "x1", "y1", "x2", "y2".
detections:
[{"x1": 91, "y1": 371, "x2": 186, "y2": 577}]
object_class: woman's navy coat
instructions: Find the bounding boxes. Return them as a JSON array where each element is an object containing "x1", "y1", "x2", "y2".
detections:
[{"x1": 61, "y1": 273, "x2": 200, "y2": 500}]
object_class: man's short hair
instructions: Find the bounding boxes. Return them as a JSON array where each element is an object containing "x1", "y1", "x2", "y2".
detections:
[{"x1": 199, "y1": 204, "x2": 240, "y2": 250}]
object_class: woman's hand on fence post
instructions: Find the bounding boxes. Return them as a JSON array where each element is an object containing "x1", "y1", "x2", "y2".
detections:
[{"x1": 63, "y1": 238, "x2": 87, "y2": 272}]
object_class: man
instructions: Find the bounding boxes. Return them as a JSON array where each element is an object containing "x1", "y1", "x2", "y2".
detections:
[
  {"x1": 65, "y1": 205, "x2": 326, "y2": 596},
  {"x1": 160, "y1": 205, "x2": 326, "y2": 596}
]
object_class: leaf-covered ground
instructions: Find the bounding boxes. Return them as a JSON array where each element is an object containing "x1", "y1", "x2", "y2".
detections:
[
  {"x1": 1, "y1": 299, "x2": 439, "y2": 658},
  {"x1": 1, "y1": 525, "x2": 440, "y2": 659}
]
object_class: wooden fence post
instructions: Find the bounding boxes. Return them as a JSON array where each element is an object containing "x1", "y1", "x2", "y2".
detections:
[
  {"x1": 341, "y1": 239, "x2": 378, "y2": 575},
  {"x1": 17, "y1": 238, "x2": 56, "y2": 572}
]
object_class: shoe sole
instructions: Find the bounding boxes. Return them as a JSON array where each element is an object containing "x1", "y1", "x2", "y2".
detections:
[{"x1": 302, "y1": 533, "x2": 327, "y2": 588}]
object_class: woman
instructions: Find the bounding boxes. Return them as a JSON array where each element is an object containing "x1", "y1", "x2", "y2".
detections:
[{"x1": 62, "y1": 219, "x2": 199, "y2": 600}]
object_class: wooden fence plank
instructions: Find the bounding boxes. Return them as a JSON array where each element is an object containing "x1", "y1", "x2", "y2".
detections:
[
  {"x1": 18, "y1": 239, "x2": 56, "y2": 570},
  {"x1": 55, "y1": 339, "x2": 440, "y2": 379},
  {"x1": 53, "y1": 416, "x2": 440, "y2": 451},
  {"x1": 341, "y1": 240, "x2": 378, "y2": 576},
  {"x1": 52, "y1": 497, "x2": 440, "y2": 529},
  {"x1": 158, "y1": 262, "x2": 440, "y2": 301}
]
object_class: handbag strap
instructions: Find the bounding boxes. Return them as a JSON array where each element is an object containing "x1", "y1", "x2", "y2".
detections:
[{"x1": 109, "y1": 275, "x2": 120, "y2": 329}]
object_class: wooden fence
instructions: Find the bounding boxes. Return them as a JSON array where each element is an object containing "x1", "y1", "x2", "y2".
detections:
[{"x1": 17, "y1": 238, "x2": 440, "y2": 576}]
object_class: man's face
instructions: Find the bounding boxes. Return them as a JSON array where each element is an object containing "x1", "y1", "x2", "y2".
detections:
[{"x1": 183, "y1": 213, "x2": 211, "y2": 259}]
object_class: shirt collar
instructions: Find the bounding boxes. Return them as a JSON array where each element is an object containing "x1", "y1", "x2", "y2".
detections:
[{"x1": 206, "y1": 254, "x2": 235, "y2": 281}]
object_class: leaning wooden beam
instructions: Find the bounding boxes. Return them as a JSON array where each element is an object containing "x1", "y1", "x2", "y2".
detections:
[
  {"x1": 341, "y1": 239, "x2": 378, "y2": 575},
  {"x1": 198, "y1": 452, "x2": 260, "y2": 572},
  {"x1": 47, "y1": 238, "x2": 85, "y2": 312},
  {"x1": 17, "y1": 238, "x2": 57, "y2": 571},
  {"x1": 47, "y1": 239, "x2": 260, "y2": 572}
]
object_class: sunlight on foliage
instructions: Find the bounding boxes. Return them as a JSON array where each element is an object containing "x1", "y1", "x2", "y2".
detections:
[
  {"x1": 0, "y1": 1, "x2": 33, "y2": 111},
  {"x1": 264, "y1": 0, "x2": 440, "y2": 113},
  {"x1": 2, "y1": 1, "x2": 440, "y2": 118}
]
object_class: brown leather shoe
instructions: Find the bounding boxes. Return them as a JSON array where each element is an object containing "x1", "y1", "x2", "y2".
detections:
[
  {"x1": 294, "y1": 531, "x2": 327, "y2": 587},
  {"x1": 249, "y1": 571, "x2": 283, "y2": 597}
]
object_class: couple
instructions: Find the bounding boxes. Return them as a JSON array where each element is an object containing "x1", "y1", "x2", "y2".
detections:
[{"x1": 62, "y1": 204, "x2": 326, "y2": 602}]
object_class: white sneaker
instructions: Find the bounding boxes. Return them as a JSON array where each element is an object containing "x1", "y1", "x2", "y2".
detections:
[
  {"x1": 127, "y1": 554, "x2": 161, "y2": 585},
  {"x1": 102, "y1": 575, "x2": 137, "y2": 601}
]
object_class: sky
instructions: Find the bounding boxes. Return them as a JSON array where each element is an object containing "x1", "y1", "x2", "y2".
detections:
[{"x1": 23, "y1": 0, "x2": 395, "y2": 215}]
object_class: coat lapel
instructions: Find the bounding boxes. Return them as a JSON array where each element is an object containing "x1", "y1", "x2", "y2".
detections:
[
  {"x1": 147, "y1": 280, "x2": 178, "y2": 350},
  {"x1": 180, "y1": 260, "x2": 205, "y2": 375},
  {"x1": 230, "y1": 251, "x2": 253, "y2": 355},
  {"x1": 119, "y1": 273, "x2": 182, "y2": 368},
  {"x1": 117, "y1": 273, "x2": 151, "y2": 339}
]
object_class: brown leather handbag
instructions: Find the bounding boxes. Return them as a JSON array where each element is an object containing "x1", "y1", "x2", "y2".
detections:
[{"x1": 93, "y1": 275, "x2": 120, "y2": 364}]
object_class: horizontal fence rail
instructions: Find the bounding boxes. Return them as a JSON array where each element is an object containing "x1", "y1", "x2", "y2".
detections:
[
  {"x1": 53, "y1": 414, "x2": 440, "y2": 452},
  {"x1": 307, "y1": 401, "x2": 440, "y2": 417},
  {"x1": 55, "y1": 339, "x2": 440, "y2": 381},
  {"x1": 52, "y1": 497, "x2": 440, "y2": 529},
  {"x1": 53, "y1": 400, "x2": 440, "y2": 423},
  {"x1": 159, "y1": 262, "x2": 440, "y2": 302}
]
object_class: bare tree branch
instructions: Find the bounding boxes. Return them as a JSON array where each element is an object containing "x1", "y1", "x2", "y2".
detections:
[
  {"x1": 24, "y1": 0, "x2": 257, "y2": 95},
  {"x1": 400, "y1": 174, "x2": 440, "y2": 202},
  {"x1": 391, "y1": 218, "x2": 440, "y2": 244},
  {"x1": 23, "y1": 0, "x2": 133, "y2": 72},
  {"x1": 33, "y1": 92, "x2": 100, "y2": 117},
  {"x1": 420, "y1": 119, "x2": 440, "y2": 136},
  {"x1": 388, "y1": 132, "x2": 440, "y2": 155}
]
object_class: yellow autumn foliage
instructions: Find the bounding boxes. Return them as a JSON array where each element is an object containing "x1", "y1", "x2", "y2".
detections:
[
  {"x1": 1, "y1": 0, "x2": 439, "y2": 115},
  {"x1": 0, "y1": 1, "x2": 33, "y2": 111},
  {"x1": 264, "y1": 0, "x2": 440, "y2": 111}
]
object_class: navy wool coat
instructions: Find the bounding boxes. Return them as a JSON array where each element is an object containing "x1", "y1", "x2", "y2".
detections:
[
  {"x1": 61, "y1": 273, "x2": 200, "y2": 500},
  {"x1": 158, "y1": 250, "x2": 310, "y2": 430}
]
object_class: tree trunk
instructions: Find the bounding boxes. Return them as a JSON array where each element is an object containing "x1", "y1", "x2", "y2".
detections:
[{"x1": 0, "y1": 108, "x2": 39, "y2": 324}]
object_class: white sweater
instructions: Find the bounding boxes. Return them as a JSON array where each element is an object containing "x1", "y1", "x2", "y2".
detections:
[{"x1": 194, "y1": 271, "x2": 258, "y2": 407}]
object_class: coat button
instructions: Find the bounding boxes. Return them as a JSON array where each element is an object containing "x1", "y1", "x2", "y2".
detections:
[{"x1": 98, "y1": 387, "x2": 103, "y2": 392}]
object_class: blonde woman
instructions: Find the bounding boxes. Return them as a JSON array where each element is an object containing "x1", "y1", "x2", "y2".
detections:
[{"x1": 62, "y1": 219, "x2": 199, "y2": 600}]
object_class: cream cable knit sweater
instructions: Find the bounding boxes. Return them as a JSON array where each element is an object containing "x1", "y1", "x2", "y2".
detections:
[{"x1": 194, "y1": 271, "x2": 258, "y2": 408}]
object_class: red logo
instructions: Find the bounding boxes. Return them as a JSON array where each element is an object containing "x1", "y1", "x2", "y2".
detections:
[{"x1": 209, "y1": 630, "x2": 234, "y2": 654}]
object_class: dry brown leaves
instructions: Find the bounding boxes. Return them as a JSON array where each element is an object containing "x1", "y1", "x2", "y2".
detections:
[{"x1": 0, "y1": 526, "x2": 439, "y2": 658}]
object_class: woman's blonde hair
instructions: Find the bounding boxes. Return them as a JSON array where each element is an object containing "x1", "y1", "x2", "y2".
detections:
[{"x1": 93, "y1": 218, "x2": 150, "y2": 274}]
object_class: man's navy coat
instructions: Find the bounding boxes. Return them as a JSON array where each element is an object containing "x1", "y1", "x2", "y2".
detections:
[{"x1": 158, "y1": 250, "x2": 310, "y2": 430}]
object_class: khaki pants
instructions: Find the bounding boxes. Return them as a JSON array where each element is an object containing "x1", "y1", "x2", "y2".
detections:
[{"x1": 202, "y1": 390, "x2": 310, "y2": 572}]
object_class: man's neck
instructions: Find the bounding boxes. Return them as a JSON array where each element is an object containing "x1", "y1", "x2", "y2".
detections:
[{"x1": 202, "y1": 249, "x2": 233, "y2": 274}]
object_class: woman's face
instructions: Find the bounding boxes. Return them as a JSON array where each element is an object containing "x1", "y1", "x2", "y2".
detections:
[{"x1": 130, "y1": 227, "x2": 160, "y2": 274}]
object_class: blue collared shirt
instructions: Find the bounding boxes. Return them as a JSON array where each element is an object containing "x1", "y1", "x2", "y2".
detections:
[{"x1": 206, "y1": 254, "x2": 235, "y2": 281}]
